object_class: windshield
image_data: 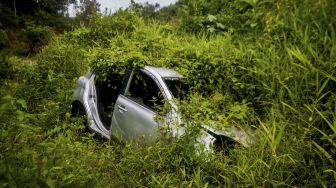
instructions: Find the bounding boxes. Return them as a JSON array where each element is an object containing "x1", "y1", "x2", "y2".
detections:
[{"x1": 164, "y1": 78, "x2": 190, "y2": 100}]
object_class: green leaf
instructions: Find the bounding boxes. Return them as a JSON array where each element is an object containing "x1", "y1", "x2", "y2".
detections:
[
  {"x1": 216, "y1": 23, "x2": 225, "y2": 30},
  {"x1": 17, "y1": 99, "x2": 27, "y2": 110},
  {"x1": 46, "y1": 178, "x2": 55, "y2": 188},
  {"x1": 313, "y1": 141, "x2": 334, "y2": 164},
  {"x1": 207, "y1": 15, "x2": 217, "y2": 22},
  {"x1": 17, "y1": 110, "x2": 26, "y2": 122}
]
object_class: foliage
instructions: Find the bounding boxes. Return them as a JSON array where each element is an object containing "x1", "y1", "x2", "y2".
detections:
[
  {"x1": 1, "y1": 0, "x2": 336, "y2": 187},
  {"x1": 0, "y1": 29, "x2": 10, "y2": 49},
  {"x1": 24, "y1": 25, "x2": 54, "y2": 53},
  {"x1": 0, "y1": 55, "x2": 12, "y2": 79},
  {"x1": 0, "y1": 0, "x2": 76, "y2": 17},
  {"x1": 129, "y1": 1, "x2": 160, "y2": 21},
  {"x1": 0, "y1": 55, "x2": 28, "y2": 80},
  {"x1": 75, "y1": 0, "x2": 101, "y2": 26}
]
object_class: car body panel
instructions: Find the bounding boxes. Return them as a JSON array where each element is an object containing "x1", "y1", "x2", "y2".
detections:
[{"x1": 111, "y1": 95, "x2": 159, "y2": 144}]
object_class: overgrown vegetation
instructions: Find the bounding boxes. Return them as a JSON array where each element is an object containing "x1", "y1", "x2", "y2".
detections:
[{"x1": 1, "y1": 0, "x2": 335, "y2": 187}]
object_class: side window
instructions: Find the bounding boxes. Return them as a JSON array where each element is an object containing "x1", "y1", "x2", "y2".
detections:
[{"x1": 126, "y1": 70, "x2": 164, "y2": 111}]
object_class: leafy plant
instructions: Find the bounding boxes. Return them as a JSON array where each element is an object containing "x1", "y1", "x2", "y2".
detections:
[
  {"x1": 24, "y1": 25, "x2": 53, "y2": 53},
  {"x1": 1, "y1": 0, "x2": 336, "y2": 187},
  {"x1": 0, "y1": 29, "x2": 10, "y2": 49}
]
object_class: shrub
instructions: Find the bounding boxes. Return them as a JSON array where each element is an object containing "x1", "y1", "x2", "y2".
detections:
[
  {"x1": 0, "y1": 29, "x2": 10, "y2": 49},
  {"x1": 24, "y1": 25, "x2": 53, "y2": 53},
  {"x1": 0, "y1": 55, "x2": 12, "y2": 79}
]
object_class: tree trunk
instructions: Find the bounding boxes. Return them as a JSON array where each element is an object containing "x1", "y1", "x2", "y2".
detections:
[{"x1": 13, "y1": 0, "x2": 16, "y2": 17}]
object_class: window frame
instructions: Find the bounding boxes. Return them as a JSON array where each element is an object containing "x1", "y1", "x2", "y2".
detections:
[{"x1": 122, "y1": 69, "x2": 167, "y2": 112}]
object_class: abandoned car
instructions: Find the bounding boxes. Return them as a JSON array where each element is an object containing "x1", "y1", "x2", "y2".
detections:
[{"x1": 71, "y1": 66, "x2": 253, "y2": 152}]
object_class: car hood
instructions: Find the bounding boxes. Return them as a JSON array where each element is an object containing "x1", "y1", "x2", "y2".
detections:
[
  {"x1": 168, "y1": 108, "x2": 255, "y2": 151},
  {"x1": 201, "y1": 124, "x2": 255, "y2": 147},
  {"x1": 192, "y1": 124, "x2": 255, "y2": 153}
]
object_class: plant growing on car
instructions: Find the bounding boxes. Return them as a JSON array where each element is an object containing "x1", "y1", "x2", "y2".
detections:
[{"x1": 2, "y1": 0, "x2": 336, "y2": 186}]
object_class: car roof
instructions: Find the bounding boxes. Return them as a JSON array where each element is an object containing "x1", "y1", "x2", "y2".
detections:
[{"x1": 144, "y1": 66, "x2": 185, "y2": 78}]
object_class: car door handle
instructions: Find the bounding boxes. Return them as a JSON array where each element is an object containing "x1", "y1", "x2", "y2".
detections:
[{"x1": 118, "y1": 105, "x2": 127, "y2": 112}]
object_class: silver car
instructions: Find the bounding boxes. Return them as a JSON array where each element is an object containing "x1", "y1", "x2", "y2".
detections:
[{"x1": 71, "y1": 66, "x2": 253, "y2": 152}]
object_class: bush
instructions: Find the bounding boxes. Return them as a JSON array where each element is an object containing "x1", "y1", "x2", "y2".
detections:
[
  {"x1": 24, "y1": 25, "x2": 53, "y2": 53},
  {"x1": 19, "y1": 38, "x2": 89, "y2": 113},
  {"x1": 0, "y1": 55, "x2": 30, "y2": 80},
  {"x1": 0, "y1": 29, "x2": 10, "y2": 49},
  {"x1": 0, "y1": 55, "x2": 12, "y2": 79}
]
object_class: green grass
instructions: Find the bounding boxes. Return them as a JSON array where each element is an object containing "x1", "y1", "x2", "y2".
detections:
[{"x1": 1, "y1": 0, "x2": 335, "y2": 187}]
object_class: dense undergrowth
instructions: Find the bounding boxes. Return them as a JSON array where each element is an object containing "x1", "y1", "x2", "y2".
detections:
[{"x1": 1, "y1": 0, "x2": 335, "y2": 187}]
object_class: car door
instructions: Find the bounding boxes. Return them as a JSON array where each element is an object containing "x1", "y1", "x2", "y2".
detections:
[{"x1": 110, "y1": 69, "x2": 165, "y2": 144}]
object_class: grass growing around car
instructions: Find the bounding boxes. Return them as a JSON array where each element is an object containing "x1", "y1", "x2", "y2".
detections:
[{"x1": 1, "y1": 0, "x2": 335, "y2": 187}]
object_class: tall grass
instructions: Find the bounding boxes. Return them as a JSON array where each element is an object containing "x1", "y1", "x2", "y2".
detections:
[{"x1": 1, "y1": 0, "x2": 335, "y2": 187}]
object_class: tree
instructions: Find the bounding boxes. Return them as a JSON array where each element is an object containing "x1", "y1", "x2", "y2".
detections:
[
  {"x1": 76, "y1": 0, "x2": 100, "y2": 25},
  {"x1": 0, "y1": 0, "x2": 76, "y2": 16},
  {"x1": 129, "y1": 1, "x2": 160, "y2": 20}
]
